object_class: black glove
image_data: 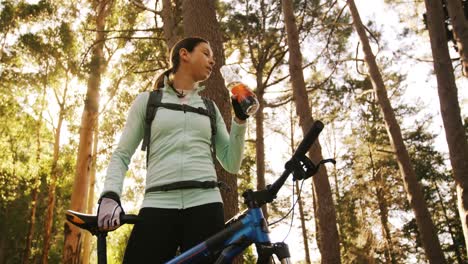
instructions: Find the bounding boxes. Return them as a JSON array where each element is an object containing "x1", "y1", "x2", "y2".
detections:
[
  {"x1": 231, "y1": 96, "x2": 249, "y2": 120},
  {"x1": 97, "y1": 192, "x2": 124, "y2": 231}
]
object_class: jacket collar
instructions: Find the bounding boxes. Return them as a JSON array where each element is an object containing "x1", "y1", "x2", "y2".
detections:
[{"x1": 163, "y1": 75, "x2": 206, "y2": 95}]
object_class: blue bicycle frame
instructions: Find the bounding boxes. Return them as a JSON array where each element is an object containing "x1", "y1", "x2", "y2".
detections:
[
  {"x1": 168, "y1": 207, "x2": 275, "y2": 264},
  {"x1": 66, "y1": 120, "x2": 332, "y2": 264}
]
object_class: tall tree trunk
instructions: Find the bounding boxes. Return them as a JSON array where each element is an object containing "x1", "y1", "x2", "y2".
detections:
[
  {"x1": 332, "y1": 166, "x2": 343, "y2": 251},
  {"x1": 366, "y1": 127, "x2": 396, "y2": 264},
  {"x1": 295, "y1": 182, "x2": 312, "y2": 263},
  {"x1": 0, "y1": 207, "x2": 9, "y2": 263},
  {"x1": 182, "y1": 0, "x2": 239, "y2": 220},
  {"x1": 424, "y1": 0, "x2": 468, "y2": 256},
  {"x1": 289, "y1": 102, "x2": 311, "y2": 264},
  {"x1": 23, "y1": 85, "x2": 46, "y2": 264},
  {"x1": 347, "y1": 0, "x2": 447, "y2": 262},
  {"x1": 330, "y1": 126, "x2": 343, "y2": 251},
  {"x1": 281, "y1": 0, "x2": 341, "y2": 263},
  {"x1": 23, "y1": 187, "x2": 38, "y2": 264},
  {"x1": 375, "y1": 175, "x2": 395, "y2": 264},
  {"x1": 311, "y1": 183, "x2": 322, "y2": 254},
  {"x1": 42, "y1": 111, "x2": 64, "y2": 264},
  {"x1": 162, "y1": 0, "x2": 181, "y2": 49},
  {"x1": 62, "y1": 0, "x2": 112, "y2": 262},
  {"x1": 369, "y1": 161, "x2": 396, "y2": 263},
  {"x1": 182, "y1": 2, "x2": 241, "y2": 263},
  {"x1": 255, "y1": 72, "x2": 268, "y2": 220},
  {"x1": 434, "y1": 182, "x2": 464, "y2": 264},
  {"x1": 445, "y1": 0, "x2": 468, "y2": 77},
  {"x1": 82, "y1": 120, "x2": 100, "y2": 264},
  {"x1": 43, "y1": 72, "x2": 71, "y2": 264}
]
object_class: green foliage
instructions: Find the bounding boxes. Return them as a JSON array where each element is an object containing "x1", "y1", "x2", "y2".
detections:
[
  {"x1": 241, "y1": 244, "x2": 257, "y2": 263},
  {"x1": 334, "y1": 69, "x2": 418, "y2": 262},
  {"x1": 0, "y1": 0, "x2": 53, "y2": 31},
  {"x1": 220, "y1": 0, "x2": 289, "y2": 87},
  {"x1": 0, "y1": 97, "x2": 52, "y2": 263},
  {"x1": 106, "y1": 225, "x2": 133, "y2": 264},
  {"x1": 0, "y1": 1, "x2": 15, "y2": 31},
  {"x1": 402, "y1": 121, "x2": 467, "y2": 262},
  {"x1": 17, "y1": 0, "x2": 54, "y2": 19}
]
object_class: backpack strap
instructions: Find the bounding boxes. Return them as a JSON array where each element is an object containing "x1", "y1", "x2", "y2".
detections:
[
  {"x1": 142, "y1": 90, "x2": 163, "y2": 165},
  {"x1": 155, "y1": 102, "x2": 211, "y2": 117},
  {"x1": 202, "y1": 97, "x2": 217, "y2": 163},
  {"x1": 141, "y1": 90, "x2": 217, "y2": 166}
]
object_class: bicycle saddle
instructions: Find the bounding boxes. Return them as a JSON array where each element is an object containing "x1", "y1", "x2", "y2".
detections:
[
  {"x1": 66, "y1": 210, "x2": 140, "y2": 235},
  {"x1": 66, "y1": 210, "x2": 100, "y2": 235}
]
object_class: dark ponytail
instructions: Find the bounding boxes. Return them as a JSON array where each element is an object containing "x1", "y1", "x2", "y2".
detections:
[
  {"x1": 154, "y1": 68, "x2": 173, "y2": 89},
  {"x1": 153, "y1": 37, "x2": 209, "y2": 90}
]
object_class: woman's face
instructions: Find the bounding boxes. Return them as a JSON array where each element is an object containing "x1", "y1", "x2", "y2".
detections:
[{"x1": 182, "y1": 42, "x2": 215, "y2": 82}]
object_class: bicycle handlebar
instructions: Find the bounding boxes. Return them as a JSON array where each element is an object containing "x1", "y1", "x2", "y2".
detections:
[
  {"x1": 244, "y1": 120, "x2": 326, "y2": 208},
  {"x1": 292, "y1": 120, "x2": 324, "y2": 158},
  {"x1": 121, "y1": 214, "x2": 140, "y2": 224}
]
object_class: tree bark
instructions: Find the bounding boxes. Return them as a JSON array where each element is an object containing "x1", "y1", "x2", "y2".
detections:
[
  {"x1": 295, "y1": 182, "x2": 311, "y2": 263},
  {"x1": 255, "y1": 72, "x2": 268, "y2": 220},
  {"x1": 42, "y1": 111, "x2": 63, "y2": 264},
  {"x1": 445, "y1": 0, "x2": 468, "y2": 77},
  {"x1": 348, "y1": 0, "x2": 447, "y2": 262},
  {"x1": 281, "y1": 0, "x2": 341, "y2": 263},
  {"x1": 372, "y1": 168, "x2": 396, "y2": 264},
  {"x1": 368, "y1": 138, "x2": 396, "y2": 264},
  {"x1": 424, "y1": 0, "x2": 468, "y2": 257},
  {"x1": 181, "y1": 0, "x2": 238, "y2": 221},
  {"x1": 311, "y1": 183, "x2": 322, "y2": 255},
  {"x1": 290, "y1": 103, "x2": 311, "y2": 264},
  {"x1": 62, "y1": 0, "x2": 112, "y2": 262},
  {"x1": 82, "y1": 120, "x2": 99, "y2": 264},
  {"x1": 0, "y1": 207, "x2": 9, "y2": 264},
  {"x1": 434, "y1": 182, "x2": 464, "y2": 264},
  {"x1": 23, "y1": 187, "x2": 38, "y2": 264},
  {"x1": 182, "y1": 2, "x2": 241, "y2": 262},
  {"x1": 23, "y1": 86, "x2": 46, "y2": 264},
  {"x1": 162, "y1": 0, "x2": 181, "y2": 49}
]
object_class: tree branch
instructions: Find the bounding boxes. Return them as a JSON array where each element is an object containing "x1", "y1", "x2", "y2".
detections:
[
  {"x1": 130, "y1": 0, "x2": 159, "y2": 14},
  {"x1": 325, "y1": 2, "x2": 348, "y2": 52},
  {"x1": 355, "y1": 42, "x2": 367, "y2": 76},
  {"x1": 80, "y1": 36, "x2": 165, "y2": 67},
  {"x1": 85, "y1": 28, "x2": 159, "y2": 32},
  {"x1": 264, "y1": 94, "x2": 293, "y2": 108}
]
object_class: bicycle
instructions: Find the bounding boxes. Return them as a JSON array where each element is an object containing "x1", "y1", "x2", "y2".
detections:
[{"x1": 66, "y1": 120, "x2": 335, "y2": 264}]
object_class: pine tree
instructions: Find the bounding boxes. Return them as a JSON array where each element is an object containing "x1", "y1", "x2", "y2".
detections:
[
  {"x1": 424, "y1": 0, "x2": 468, "y2": 256},
  {"x1": 282, "y1": 0, "x2": 341, "y2": 262},
  {"x1": 445, "y1": 0, "x2": 468, "y2": 77},
  {"x1": 347, "y1": 0, "x2": 447, "y2": 262}
]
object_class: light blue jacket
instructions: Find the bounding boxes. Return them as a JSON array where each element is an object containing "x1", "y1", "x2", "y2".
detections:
[{"x1": 102, "y1": 80, "x2": 246, "y2": 209}]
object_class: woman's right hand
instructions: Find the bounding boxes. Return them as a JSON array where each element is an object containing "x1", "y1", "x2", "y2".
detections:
[{"x1": 97, "y1": 194, "x2": 124, "y2": 231}]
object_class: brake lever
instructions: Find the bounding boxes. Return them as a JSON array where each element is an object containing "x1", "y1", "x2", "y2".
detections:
[{"x1": 290, "y1": 156, "x2": 336, "y2": 181}]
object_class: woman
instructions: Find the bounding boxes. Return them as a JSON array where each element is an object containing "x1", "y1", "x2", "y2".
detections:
[{"x1": 97, "y1": 37, "x2": 249, "y2": 263}]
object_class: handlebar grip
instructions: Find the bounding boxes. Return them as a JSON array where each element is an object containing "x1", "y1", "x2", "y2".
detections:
[
  {"x1": 121, "y1": 214, "x2": 140, "y2": 224},
  {"x1": 293, "y1": 120, "x2": 324, "y2": 158}
]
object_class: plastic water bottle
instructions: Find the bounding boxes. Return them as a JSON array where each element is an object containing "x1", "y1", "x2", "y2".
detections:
[{"x1": 220, "y1": 65, "x2": 259, "y2": 115}]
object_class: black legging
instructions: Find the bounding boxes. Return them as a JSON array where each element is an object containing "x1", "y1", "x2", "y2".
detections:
[{"x1": 123, "y1": 202, "x2": 224, "y2": 263}]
